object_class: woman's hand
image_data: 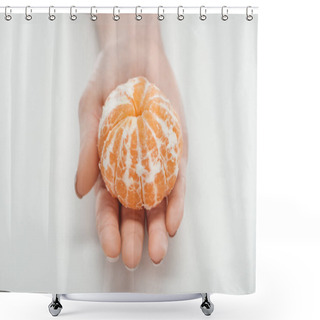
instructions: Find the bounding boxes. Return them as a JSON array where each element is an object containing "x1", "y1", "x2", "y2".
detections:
[{"x1": 75, "y1": 15, "x2": 188, "y2": 269}]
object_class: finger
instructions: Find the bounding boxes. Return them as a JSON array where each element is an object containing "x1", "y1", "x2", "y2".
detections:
[
  {"x1": 120, "y1": 207, "x2": 145, "y2": 270},
  {"x1": 146, "y1": 199, "x2": 168, "y2": 265},
  {"x1": 95, "y1": 176, "x2": 121, "y2": 260},
  {"x1": 75, "y1": 82, "x2": 103, "y2": 198},
  {"x1": 166, "y1": 159, "x2": 187, "y2": 237}
]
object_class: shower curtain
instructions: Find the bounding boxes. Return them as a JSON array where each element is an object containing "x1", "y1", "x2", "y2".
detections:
[{"x1": 0, "y1": 8, "x2": 257, "y2": 295}]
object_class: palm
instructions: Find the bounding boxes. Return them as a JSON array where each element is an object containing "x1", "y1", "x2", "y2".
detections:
[{"x1": 76, "y1": 37, "x2": 188, "y2": 269}]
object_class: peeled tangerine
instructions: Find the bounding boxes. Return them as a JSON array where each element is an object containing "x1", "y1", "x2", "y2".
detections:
[{"x1": 98, "y1": 76, "x2": 183, "y2": 210}]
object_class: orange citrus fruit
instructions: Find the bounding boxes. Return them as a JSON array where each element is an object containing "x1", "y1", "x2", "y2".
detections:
[{"x1": 98, "y1": 76, "x2": 183, "y2": 210}]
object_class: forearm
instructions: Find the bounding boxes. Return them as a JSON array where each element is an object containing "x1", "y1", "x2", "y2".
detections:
[{"x1": 96, "y1": 14, "x2": 163, "y2": 51}]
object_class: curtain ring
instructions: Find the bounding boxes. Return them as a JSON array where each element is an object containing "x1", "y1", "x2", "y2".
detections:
[
  {"x1": 48, "y1": 6, "x2": 56, "y2": 21},
  {"x1": 246, "y1": 6, "x2": 253, "y2": 21},
  {"x1": 25, "y1": 6, "x2": 32, "y2": 21},
  {"x1": 200, "y1": 6, "x2": 207, "y2": 21},
  {"x1": 135, "y1": 6, "x2": 142, "y2": 21},
  {"x1": 4, "y1": 6, "x2": 12, "y2": 21},
  {"x1": 70, "y1": 6, "x2": 77, "y2": 21},
  {"x1": 177, "y1": 6, "x2": 184, "y2": 21},
  {"x1": 113, "y1": 6, "x2": 120, "y2": 21},
  {"x1": 157, "y1": 6, "x2": 164, "y2": 21},
  {"x1": 90, "y1": 6, "x2": 97, "y2": 21},
  {"x1": 221, "y1": 6, "x2": 228, "y2": 21}
]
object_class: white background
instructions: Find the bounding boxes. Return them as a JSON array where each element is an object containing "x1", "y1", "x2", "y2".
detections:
[{"x1": 1, "y1": 0, "x2": 319, "y2": 319}]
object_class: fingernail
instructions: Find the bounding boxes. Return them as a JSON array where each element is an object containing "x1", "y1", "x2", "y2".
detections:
[
  {"x1": 169, "y1": 231, "x2": 177, "y2": 238},
  {"x1": 106, "y1": 255, "x2": 119, "y2": 263},
  {"x1": 125, "y1": 264, "x2": 138, "y2": 272},
  {"x1": 152, "y1": 259, "x2": 163, "y2": 267},
  {"x1": 74, "y1": 172, "x2": 83, "y2": 199}
]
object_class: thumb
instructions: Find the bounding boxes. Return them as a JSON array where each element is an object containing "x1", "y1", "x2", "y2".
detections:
[{"x1": 75, "y1": 83, "x2": 102, "y2": 198}]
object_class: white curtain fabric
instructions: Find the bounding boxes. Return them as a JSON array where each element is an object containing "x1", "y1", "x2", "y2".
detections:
[{"x1": 0, "y1": 13, "x2": 257, "y2": 295}]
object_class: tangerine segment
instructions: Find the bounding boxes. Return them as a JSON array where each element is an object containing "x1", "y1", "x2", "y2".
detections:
[
  {"x1": 131, "y1": 77, "x2": 148, "y2": 115},
  {"x1": 140, "y1": 114, "x2": 167, "y2": 207},
  {"x1": 99, "y1": 76, "x2": 183, "y2": 210},
  {"x1": 99, "y1": 119, "x2": 126, "y2": 198},
  {"x1": 98, "y1": 83, "x2": 136, "y2": 156},
  {"x1": 115, "y1": 117, "x2": 143, "y2": 210}
]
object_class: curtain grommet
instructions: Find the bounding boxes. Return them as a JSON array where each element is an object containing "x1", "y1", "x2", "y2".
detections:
[
  {"x1": 90, "y1": 6, "x2": 97, "y2": 21},
  {"x1": 113, "y1": 6, "x2": 120, "y2": 21},
  {"x1": 70, "y1": 6, "x2": 77, "y2": 21},
  {"x1": 135, "y1": 6, "x2": 142, "y2": 21},
  {"x1": 221, "y1": 6, "x2": 228, "y2": 21},
  {"x1": 177, "y1": 6, "x2": 184, "y2": 21},
  {"x1": 48, "y1": 6, "x2": 56, "y2": 21},
  {"x1": 200, "y1": 6, "x2": 207, "y2": 21},
  {"x1": 5, "y1": 6, "x2": 12, "y2": 21},
  {"x1": 246, "y1": 6, "x2": 254, "y2": 21},
  {"x1": 25, "y1": 6, "x2": 32, "y2": 21},
  {"x1": 158, "y1": 6, "x2": 164, "y2": 21}
]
